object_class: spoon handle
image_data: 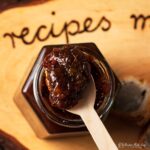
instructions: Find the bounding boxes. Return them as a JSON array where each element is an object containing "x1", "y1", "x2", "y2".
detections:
[{"x1": 80, "y1": 108, "x2": 118, "y2": 150}]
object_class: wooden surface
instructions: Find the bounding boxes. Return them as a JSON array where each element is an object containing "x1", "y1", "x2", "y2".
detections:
[{"x1": 0, "y1": 0, "x2": 150, "y2": 149}]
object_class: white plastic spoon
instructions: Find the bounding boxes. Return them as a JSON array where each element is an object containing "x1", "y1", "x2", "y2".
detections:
[{"x1": 67, "y1": 76, "x2": 118, "y2": 150}]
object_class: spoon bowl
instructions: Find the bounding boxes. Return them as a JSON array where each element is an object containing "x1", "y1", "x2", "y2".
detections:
[{"x1": 67, "y1": 76, "x2": 96, "y2": 114}]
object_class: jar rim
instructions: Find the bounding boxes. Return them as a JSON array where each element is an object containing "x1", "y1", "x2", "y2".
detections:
[{"x1": 33, "y1": 52, "x2": 116, "y2": 128}]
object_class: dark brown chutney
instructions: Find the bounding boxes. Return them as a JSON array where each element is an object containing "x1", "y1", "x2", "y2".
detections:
[
  {"x1": 40, "y1": 45, "x2": 111, "y2": 119},
  {"x1": 43, "y1": 46, "x2": 91, "y2": 110}
]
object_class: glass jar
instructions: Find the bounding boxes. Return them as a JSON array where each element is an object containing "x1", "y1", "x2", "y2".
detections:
[{"x1": 14, "y1": 43, "x2": 120, "y2": 138}]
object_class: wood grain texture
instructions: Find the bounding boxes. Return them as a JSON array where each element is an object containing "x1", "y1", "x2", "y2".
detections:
[
  {"x1": 0, "y1": 0, "x2": 50, "y2": 13},
  {"x1": 0, "y1": 0, "x2": 150, "y2": 149}
]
